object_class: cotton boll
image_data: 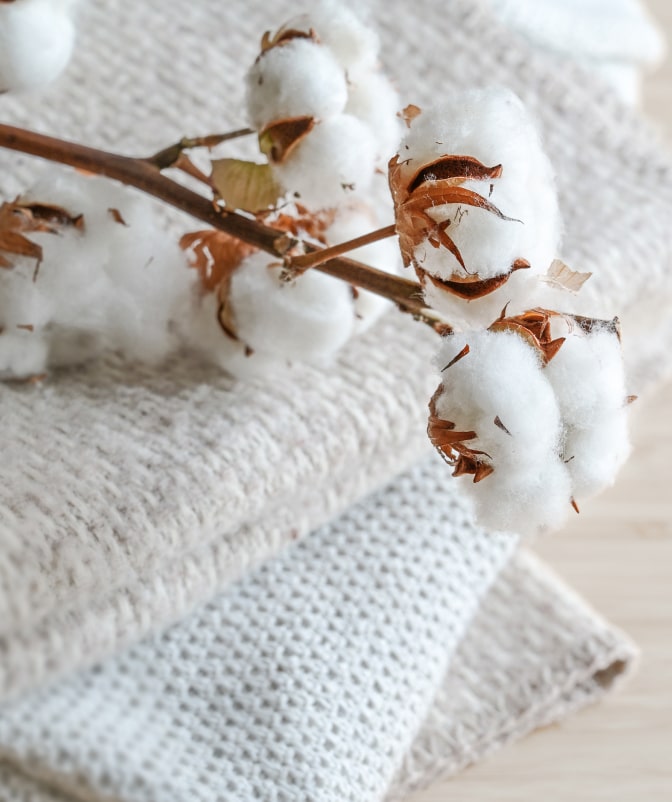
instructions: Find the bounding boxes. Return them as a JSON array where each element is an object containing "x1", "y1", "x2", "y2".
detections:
[
  {"x1": 1, "y1": 170, "x2": 194, "y2": 374},
  {"x1": 324, "y1": 204, "x2": 402, "y2": 333},
  {"x1": 345, "y1": 71, "x2": 402, "y2": 165},
  {"x1": 273, "y1": 114, "x2": 378, "y2": 209},
  {"x1": 0, "y1": 0, "x2": 76, "y2": 91},
  {"x1": 430, "y1": 328, "x2": 580, "y2": 536},
  {"x1": 0, "y1": 331, "x2": 48, "y2": 379},
  {"x1": 393, "y1": 88, "x2": 561, "y2": 307},
  {"x1": 245, "y1": 39, "x2": 348, "y2": 130},
  {"x1": 563, "y1": 414, "x2": 631, "y2": 498},
  {"x1": 288, "y1": 0, "x2": 380, "y2": 78}
]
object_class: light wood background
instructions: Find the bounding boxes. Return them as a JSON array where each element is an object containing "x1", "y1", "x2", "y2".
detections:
[{"x1": 409, "y1": 2, "x2": 672, "y2": 800}]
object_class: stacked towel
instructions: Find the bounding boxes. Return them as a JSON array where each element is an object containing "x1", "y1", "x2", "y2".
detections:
[
  {"x1": 487, "y1": 0, "x2": 665, "y2": 104},
  {"x1": 0, "y1": 0, "x2": 669, "y2": 799}
]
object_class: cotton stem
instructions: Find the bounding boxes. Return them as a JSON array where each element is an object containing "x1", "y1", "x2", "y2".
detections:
[{"x1": 0, "y1": 123, "x2": 450, "y2": 332}]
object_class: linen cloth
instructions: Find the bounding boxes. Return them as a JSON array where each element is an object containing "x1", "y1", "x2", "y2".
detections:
[
  {"x1": 0, "y1": 461, "x2": 636, "y2": 802},
  {"x1": 0, "y1": 0, "x2": 667, "y2": 798}
]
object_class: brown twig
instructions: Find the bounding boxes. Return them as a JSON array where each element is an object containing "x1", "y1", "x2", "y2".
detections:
[
  {"x1": 145, "y1": 128, "x2": 256, "y2": 170},
  {"x1": 287, "y1": 223, "x2": 398, "y2": 273},
  {"x1": 0, "y1": 124, "x2": 449, "y2": 332}
]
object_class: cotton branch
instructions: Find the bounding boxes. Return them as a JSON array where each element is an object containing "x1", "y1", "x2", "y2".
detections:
[{"x1": 0, "y1": 124, "x2": 449, "y2": 332}]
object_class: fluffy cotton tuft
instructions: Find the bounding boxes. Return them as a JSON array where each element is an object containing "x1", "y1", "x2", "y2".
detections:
[
  {"x1": 0, "y1": 0, "x2": 77, "y2": 92},
  {"x1": 245, "y1": 39, "x2": 348, "y2": 130},
  {"x1": 545, "y1": 321, "x2": 631, "y2": 497},
  {"x1": 273, "y1": 114, "x2": 378, "y2": 208},
  {"x1": 430, "y1": 317, "x2": 631, "y2": 536},
  {"x1": 345, "y1": 70, "x2": 402, "y2": 166},
  {"x1": 284, "y1": 0, "x2": 381, "y2": 78},
  {"x1": 0, "y1": 171, "x2": 194, "y2": 378},
  {"x1": 182, "y1": 250, "x2": 355, "y2": 378},
  {"x1": 392, "y1": 88, "x2": 561, "y2": 327}
]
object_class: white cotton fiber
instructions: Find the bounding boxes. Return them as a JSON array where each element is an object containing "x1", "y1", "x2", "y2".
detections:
[
  {"x1": 397, "y1": 88, "x2": 561, "y2": 287},
  {"x1": 0, "y1": 170, "x2": 194, "y2": 377},
  {"x1": 471, "y1": 458, "x2": 574, "y2": 536},
  {"x1": 286, "y1": 0, "x2": 381, "y2": 79},
  {"x1": 0, "y1": 331, "x2": 49, "y2": 379},
  {"x1": 245, "y1": 38, "x2": 348, "y2": 130},
  {"x1": 325, "y1": 202, "x2": 402, "y2": 333},
  {"x1": 178, "y1": 245, "x2": 356, "y2": 378},
  {"x1": 544, "y1": 325, "x2": 627, "y2": 425},
  {"x1": 230, "y1": 251, "x2": 354, "y2": 360},
  {"x1": 562, "y1": 412, "x2": 631, "y2": 498},
  {"x1": 345, "y1": 70, "x2": 402, "y2": 166},
  {"x1": 273, "y1": 114, "x2": 378, "y2": 209},
  {"x1": 545, "y1": 322, "x2": 631, "y2": 497},
  {"x1": 0, "y1": 0, "x2": 77, "y2": 92}
]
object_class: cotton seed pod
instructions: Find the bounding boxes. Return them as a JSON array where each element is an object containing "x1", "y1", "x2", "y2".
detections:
[
  {"x1": 390, "y1": 90, "x2": 561, "y2": 326},
  {"x1": 428, "y1": 308, "x2": 631, "y2": 536}
]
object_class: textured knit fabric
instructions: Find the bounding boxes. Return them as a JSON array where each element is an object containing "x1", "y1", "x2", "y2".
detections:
[
  {"x1": 0, "y1": 0, "x2": 663, "y2": 798},
  {"x1": 0, "y1": 462, "x2": 636, "y2": 802},
  {"x1": 0, "y1": 0, "x2": 669, "y2": 704}
]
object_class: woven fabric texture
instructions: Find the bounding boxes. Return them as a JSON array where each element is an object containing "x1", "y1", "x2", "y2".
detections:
[
  {"x1": 0, "y1": 0, "x2": 664, "y2": 797},
  {"x1": 0, "y1": 0, "x2": 669, "y2": 704},
  {"x1": 0, "y1": 460, "x2": 636, "y2": 802}
]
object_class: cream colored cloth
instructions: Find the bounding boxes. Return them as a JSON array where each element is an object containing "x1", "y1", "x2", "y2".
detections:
[
  {"x1": 0, "y1": 460, "x2": 636, "y2": 802},
  {"x1": 0, "y1": 0, "x2": 667, "y2": 798}
]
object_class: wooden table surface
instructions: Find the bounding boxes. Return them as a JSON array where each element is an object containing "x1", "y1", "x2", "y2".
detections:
[{"x1": 409, "y1": 2, "x2": 672, "y2": 800}]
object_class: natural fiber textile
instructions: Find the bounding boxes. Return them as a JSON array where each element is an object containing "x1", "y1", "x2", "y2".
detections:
[
  {"x1": 0, "y1": 460, "x2": 636, "y2": 802},
  {"x1": 0, "y1": 0, "x2": 669, "y2": 702},
  {"x1": 0, "y1": 0, "x2": 665, "y2": 798}
]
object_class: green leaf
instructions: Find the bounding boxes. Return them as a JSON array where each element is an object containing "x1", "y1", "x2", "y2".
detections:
[{"x1": 210, "y1": 158, "x2": 283, "y2": 213}]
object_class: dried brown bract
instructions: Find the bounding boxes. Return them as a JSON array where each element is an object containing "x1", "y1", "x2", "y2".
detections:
[
  {"x1": 427, "y1": 386, "x2": 494, "y2": 483},
  {"x1": 388, "y1": 152, "x2": 525, "y2": 300},
  {"x1": 0, "y1": 198, "x2": 83, "y2": 275}
]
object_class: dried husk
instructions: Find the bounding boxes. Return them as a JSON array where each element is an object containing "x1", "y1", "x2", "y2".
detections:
[
  {"x1": 388, "y1": 151, "x2": 531, "y2": 301},
  {"x1": 259, "y1": 116, "x2": 315, "y2": 165}
]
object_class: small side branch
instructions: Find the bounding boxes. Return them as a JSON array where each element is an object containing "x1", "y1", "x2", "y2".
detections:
[
  {"x1": 0, "y1": 123, "x2": 450, "y2": 332},
  {"x1": 145, "y1": 127, "x2": 255, "y2": 170}
]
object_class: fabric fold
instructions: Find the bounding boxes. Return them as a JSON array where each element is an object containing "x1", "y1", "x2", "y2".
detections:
[
  {"x1": 0, "y1": 0, "x2": 670, "y2": 707},
  {"x1": 0, "y1": 460, "x2": 636, "y2": 802}
]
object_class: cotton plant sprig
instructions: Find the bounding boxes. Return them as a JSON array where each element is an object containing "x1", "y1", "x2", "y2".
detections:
[{"x1": 0, "y1": 1, "x2": 634, "y2": 536}]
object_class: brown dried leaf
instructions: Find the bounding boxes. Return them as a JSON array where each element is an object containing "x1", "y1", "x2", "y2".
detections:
[
  {"x1": 489, "y1": 308, "x2": 566, "y2": 364},
  {"x1": 0, "y1": 199, "x2": 84, "y2": 275},
  {"x1": 398, "y1": 104, "x2": 422, "y2": 128},
  {"x1": 260, "y1": 25, "x2": 318, "y2": 53},
  {"x1": 258, "y1": 116, "x2": 315, "y2": 164},
  {"x1": 180, "y1": 229, "x2": 257, "y2": 292},
  {"x1": 108, "y1": 208, "x2": 128, "y2": 226},
  {"x1": 542, "y1": 259, "x2": 592, "y2": 294},
  {"x1": 427, "y1": 386, "x2": 494, "y2": 483},
  {"x1": 211, "y1": 158, "x2": 284, "y2": 213}
]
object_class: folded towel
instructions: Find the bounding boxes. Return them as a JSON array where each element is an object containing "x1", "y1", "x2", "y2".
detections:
[
  {"x1": 0, "y1": 0, "x2": 669, "y2": 703},
  {"x1": 0, "y1": 460, "x2": 636, "y2": 802},
  {"x1": 0, "y1": 0, "x2": 664, "y2": 798}
]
